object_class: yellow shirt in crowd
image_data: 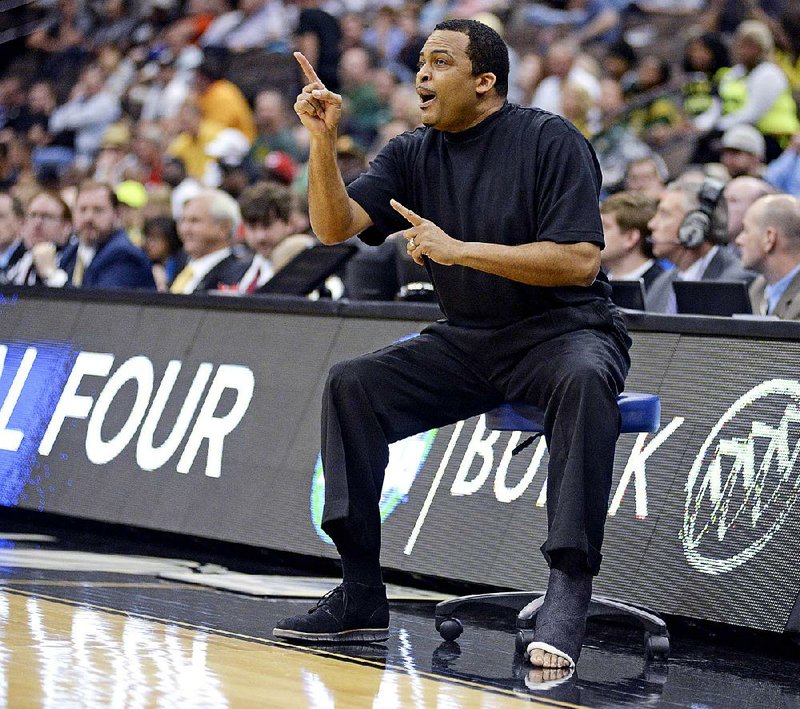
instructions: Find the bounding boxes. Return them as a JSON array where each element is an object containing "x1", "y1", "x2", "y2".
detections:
[
  {"x1": 199, "y1": 80, "x2": 257, "y2": 142},
  {"x1": 167, "y1": 119, "x2": 225, "y2": 179}
]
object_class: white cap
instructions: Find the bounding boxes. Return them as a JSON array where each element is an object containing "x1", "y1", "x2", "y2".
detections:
[
  {"x1": 205, "y1": 128, "x2": 251, "y2": 166},
  {"x1": 721, "y1": 124, "x2": 766, "y2": 159}
]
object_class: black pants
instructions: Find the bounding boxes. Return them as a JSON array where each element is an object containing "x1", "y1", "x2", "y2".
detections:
[{"x1": 320, "y1": 302, "x2": 631, "y2": 577}]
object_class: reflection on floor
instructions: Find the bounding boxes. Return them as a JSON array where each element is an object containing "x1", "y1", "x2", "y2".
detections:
[{"x1": 1, "y1": 521, "x2": 799, "y2": 708}]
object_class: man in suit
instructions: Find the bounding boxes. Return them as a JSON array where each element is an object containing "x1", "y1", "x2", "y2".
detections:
[
  {"x1": 171, "y1": 188, "x2": 250, "y2": 293},
  {"x1": 736, "y1": 194, "x2": 800, "y2": 319},
  {"x1": 235, "y1": 181, "x2": 297, "y2": 294},
  {"x1": 5, "y1": 190, "x2": 74, "y2": 286},
  {"x1": 0, "y1": 192, "x2": 25, "y2": 283},
  {"x1": 52, "y1": 181, "x2": 155, "y2": 290},
  {"x1": 600, "y1": 191, "x2": 663, "y2": 291},
  {"x1": 645, "y1": 176, "x2": 755, "y2": 313}
]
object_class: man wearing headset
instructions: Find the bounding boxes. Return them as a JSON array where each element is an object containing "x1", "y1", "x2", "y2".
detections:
[{"x1": 645, "y1": 176, "x2": 756, "y2": 313}]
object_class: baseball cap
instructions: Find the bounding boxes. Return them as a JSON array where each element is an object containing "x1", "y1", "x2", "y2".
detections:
[
  {"x1": 115, "y1": 180, "x2": 148, "y2": 209},
  {"x1": 720, "y1": 125, "x2": 766, "y2": 159},
  {"x1": 205, "y1": 128, "x2": 251, "y2": 166},
  {"x1": 264, "y1": 151, "x2": 298, "y2": 185}
]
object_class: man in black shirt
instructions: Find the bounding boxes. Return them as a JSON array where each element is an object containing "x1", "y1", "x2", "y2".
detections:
[{"x1": 274, "y1": 19, "x2": 631, "y2": 674}]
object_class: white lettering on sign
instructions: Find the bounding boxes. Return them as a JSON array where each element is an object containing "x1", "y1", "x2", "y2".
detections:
[
  {"x1": 0, "y1": 344, "x2": 254, "y2": 479},
  {"x1": 683, "y1": 379, "x2": 800, "y2": 575}
]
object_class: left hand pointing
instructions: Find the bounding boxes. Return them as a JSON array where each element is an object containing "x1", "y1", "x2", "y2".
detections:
[{"x1": 390, "y1": 199, "x2": 463, "y2": 267}]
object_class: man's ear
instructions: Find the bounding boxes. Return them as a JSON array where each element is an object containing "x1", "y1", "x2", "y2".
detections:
[
  {"x1": 475, "y1": 72, "x2": 497, "y2": 96},
  {"x1": 626, "y1": 228, "x2": 642, "y2": 249},
  {"x1": 764, "y1": 226, "x2": 778, "y2": 252}
]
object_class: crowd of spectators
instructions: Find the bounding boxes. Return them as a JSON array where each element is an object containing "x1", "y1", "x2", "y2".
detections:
[{"x1": 2, "y1": 0, "x2": 800, "y2": 318}]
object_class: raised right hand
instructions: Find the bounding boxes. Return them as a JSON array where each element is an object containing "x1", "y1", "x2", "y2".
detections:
[{"x1": 293, "y1": 52, "x2": 342, "y2": 136}]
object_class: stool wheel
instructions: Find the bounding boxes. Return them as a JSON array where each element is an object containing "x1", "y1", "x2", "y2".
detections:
[
  {"x1": 516, "y1": 629, "x2": 535, "y2": 655},
  {"x1": 438, "y1": 618, "x2": 463, "y2": 641},
  {"x1": 645, "y1": 633, "x2": 670, "y2": 660}
]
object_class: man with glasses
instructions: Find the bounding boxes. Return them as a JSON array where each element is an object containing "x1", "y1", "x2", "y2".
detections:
[{"x1": 5, "y1": 190, "x2": 73, "y2": 286}]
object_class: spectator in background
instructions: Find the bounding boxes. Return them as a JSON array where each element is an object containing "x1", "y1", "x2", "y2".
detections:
[
  {"x1": 53, "y1": 181, "x2": 155, "y2": 289},
  {"x1": 0, "y1": 193, "x2": 25, "y2": 283},
  {"x1": 142, "y1": 215, "x2": 185, "y2": 291},
  {"x1": 705, "y1": 20, "x2": 800, "y2": 162},
  {"x1": 91, "y1": 0, "x2": 140, "y2": 51},
  {"x1": 736, "y1": 194, "x2": 800, "y2": 319},
  {"x1": 294, "y1": 0, "x2": 342, "y2": 92},
  {"x1": 5, "y1": 190, "x2": 73, "y2": 286},
  {"x1": 24, "y1": 81, "x2": 60, "y2": 153},
  {"x1": 591, "y1": 78, "x2": 652, "y2": 196},
  {"x1": 339, "y1": 47, "x2": 389, "y2": 149},
  {"x1": 48, "y1": 63, "x2": 122, "y2": 167},
  {"x1": 247, "y1": 90, "x2": 304, "y2": 169},
  {"x1": 724, "y1": 175, "x2": 776, "y2": 245},
  {"x1": 171, "y1": 188, "x2": 249, "y2": 293},
  {"x1": 600, "y1": 191, "x2": 663, "y2": 290},
  {"x1": 115, "y1": 180, "x2": 149, "y2": 245},
  {"x1": 521, "y1": 0, "x2": 622, "y2": 48},
  {"x1": 201, "y1": 0, "x2": 290, "y2": 53},
  {"x1": 646, "y1": 177, "x2": 754, "y2": 313},
  {"x1": 625, "y1": 55, "x2": 682, "y2": 147},
  {"x1": 772, "y1": 6, "x2": 800, "y2": 94},
  {"x1": 0, "y1": 76, "x2": 27, "y2": 133},
  {"x1": 25, "y1": 0, "x2": 93, "y2": 72},
  {"x1": 131, "y1": 124, "x2": 166, "y2": 188},
  {"x1": 336, "y1": 136, "x2": 368, "y2": 186},
  {"x1": 93, "y1": 123, "x2": 136, "y2": 186},
  {"x1": 203, "y1": 127, "x2": 251, "y2": 192},
  {"x1": 601, "y1": 39, "x2": 637, "y2": 94},
  {"x1": 719, "y1": 124, "x2": 766, "y2": 178},
  {"x1": 395, "y1": 7, "x2": 428, "y2": 81},
  {"x1": 531, "y1": 39, "x2": 600, "y2": 118},
  {"x1": 624, "y1": 155, "x2": 668, "y2": 198},
  {"x1": 264, "y1": 150, "x2": 299, "y2": 187},
  {"x1": 561, "y1": 82, "x2": 594, "y2": 138},
  {"x1": 193, "y1": 57, "x2": 256, "y2": 141},
  {"x1": 765, "y1": 133, "x2": 800, "y2": 197},
  {"x1": 236, "y1": 181, "x2": 296, "y2": 293},
  {"x1": 681, "y1": 32, "x2": 731, "y2": 121},
  {"x1": 167, "y1": 102, "x2": 224, "y2": 180},
  {"x1": 138, "y1": 51, "x2": 192, "y2": 123},
  {"x1": 363, "y1": 6, "x2": 407, "y2": 70}
]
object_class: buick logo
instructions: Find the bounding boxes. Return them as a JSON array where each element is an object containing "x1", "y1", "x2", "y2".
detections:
[{"x1": 683, "y1": 379, "x2": 800, "y2": 574}]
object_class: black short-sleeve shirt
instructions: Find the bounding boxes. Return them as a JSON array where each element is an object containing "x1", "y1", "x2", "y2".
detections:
[{"x1": 346, "y1": 102, "x2": 611, "y2": 327}]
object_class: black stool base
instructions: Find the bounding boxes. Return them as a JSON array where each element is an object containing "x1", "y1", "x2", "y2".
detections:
[{"x1": 435, "y1": 591, "x2": 670, "y2": 660}]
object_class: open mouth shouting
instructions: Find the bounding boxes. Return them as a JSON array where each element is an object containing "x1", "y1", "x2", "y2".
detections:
[{"x1": 417, "y1": 87, "x2": 436, "y2": 110}]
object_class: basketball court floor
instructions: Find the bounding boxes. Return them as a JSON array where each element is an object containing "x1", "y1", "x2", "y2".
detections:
[{"x1": 1, "y1": 509, "x2": 799, "y2": 708}]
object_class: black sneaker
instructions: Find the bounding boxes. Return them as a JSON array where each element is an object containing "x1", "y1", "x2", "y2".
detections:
[{"x1": 273, "y1": 582, "x2": 390, "y2": 643}]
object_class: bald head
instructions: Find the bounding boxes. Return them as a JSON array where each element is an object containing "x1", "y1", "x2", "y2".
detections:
[
  {"x1": 736, "y1": 194, "x2": 800, "y2": 281},
  {"x1": 749, "y1": 194, "x2": 800, "y2": 248},
  {"x1": 724, "y1": 176, "x2": 775, "y2": 241}
]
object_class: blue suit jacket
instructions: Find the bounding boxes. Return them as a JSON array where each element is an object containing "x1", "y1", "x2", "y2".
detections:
[{"x1": 60, "y1": 229, "x2": 156, "y2": 290}]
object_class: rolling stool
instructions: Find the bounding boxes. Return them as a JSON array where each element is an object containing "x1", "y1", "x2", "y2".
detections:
[{"x1": 434, "y1": 392, "x2": 671, "y2": 661}]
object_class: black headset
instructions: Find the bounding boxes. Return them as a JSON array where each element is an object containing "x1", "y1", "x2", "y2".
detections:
[{"x1": 677, "y1": 178, "x2": 727, "y2": 249}]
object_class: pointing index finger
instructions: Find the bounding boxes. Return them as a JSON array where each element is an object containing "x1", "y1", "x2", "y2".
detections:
[
  {"x1": 294, "y1": 52, "x2": 324, "y2": 87},
  {"x1": 390, "y1": 199, "x2": 424, "y2": 226}
]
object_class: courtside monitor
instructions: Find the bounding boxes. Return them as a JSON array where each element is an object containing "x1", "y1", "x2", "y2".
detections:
[
  {"x1": 673, "y1": 280, "x2": 753, "y2": 317},
  {"x1": 257, "y1": 243, "x2": 358, "y2": 296},
  {"x1": 610, "y1": 280, "x2": 647, "y2": 311}
]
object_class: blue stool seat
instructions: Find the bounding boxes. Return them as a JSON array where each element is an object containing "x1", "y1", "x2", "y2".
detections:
[
  {"x1": 485, "y1": 392, "x2": 661, "y2": 435},
  {"x1": 434, "y1": 390, "x2": 671, "y2": 661}
]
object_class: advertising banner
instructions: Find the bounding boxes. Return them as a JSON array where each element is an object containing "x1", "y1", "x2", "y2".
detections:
[{"x1": 2, "y1": 291, "x2": 799, "y2": 633}]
